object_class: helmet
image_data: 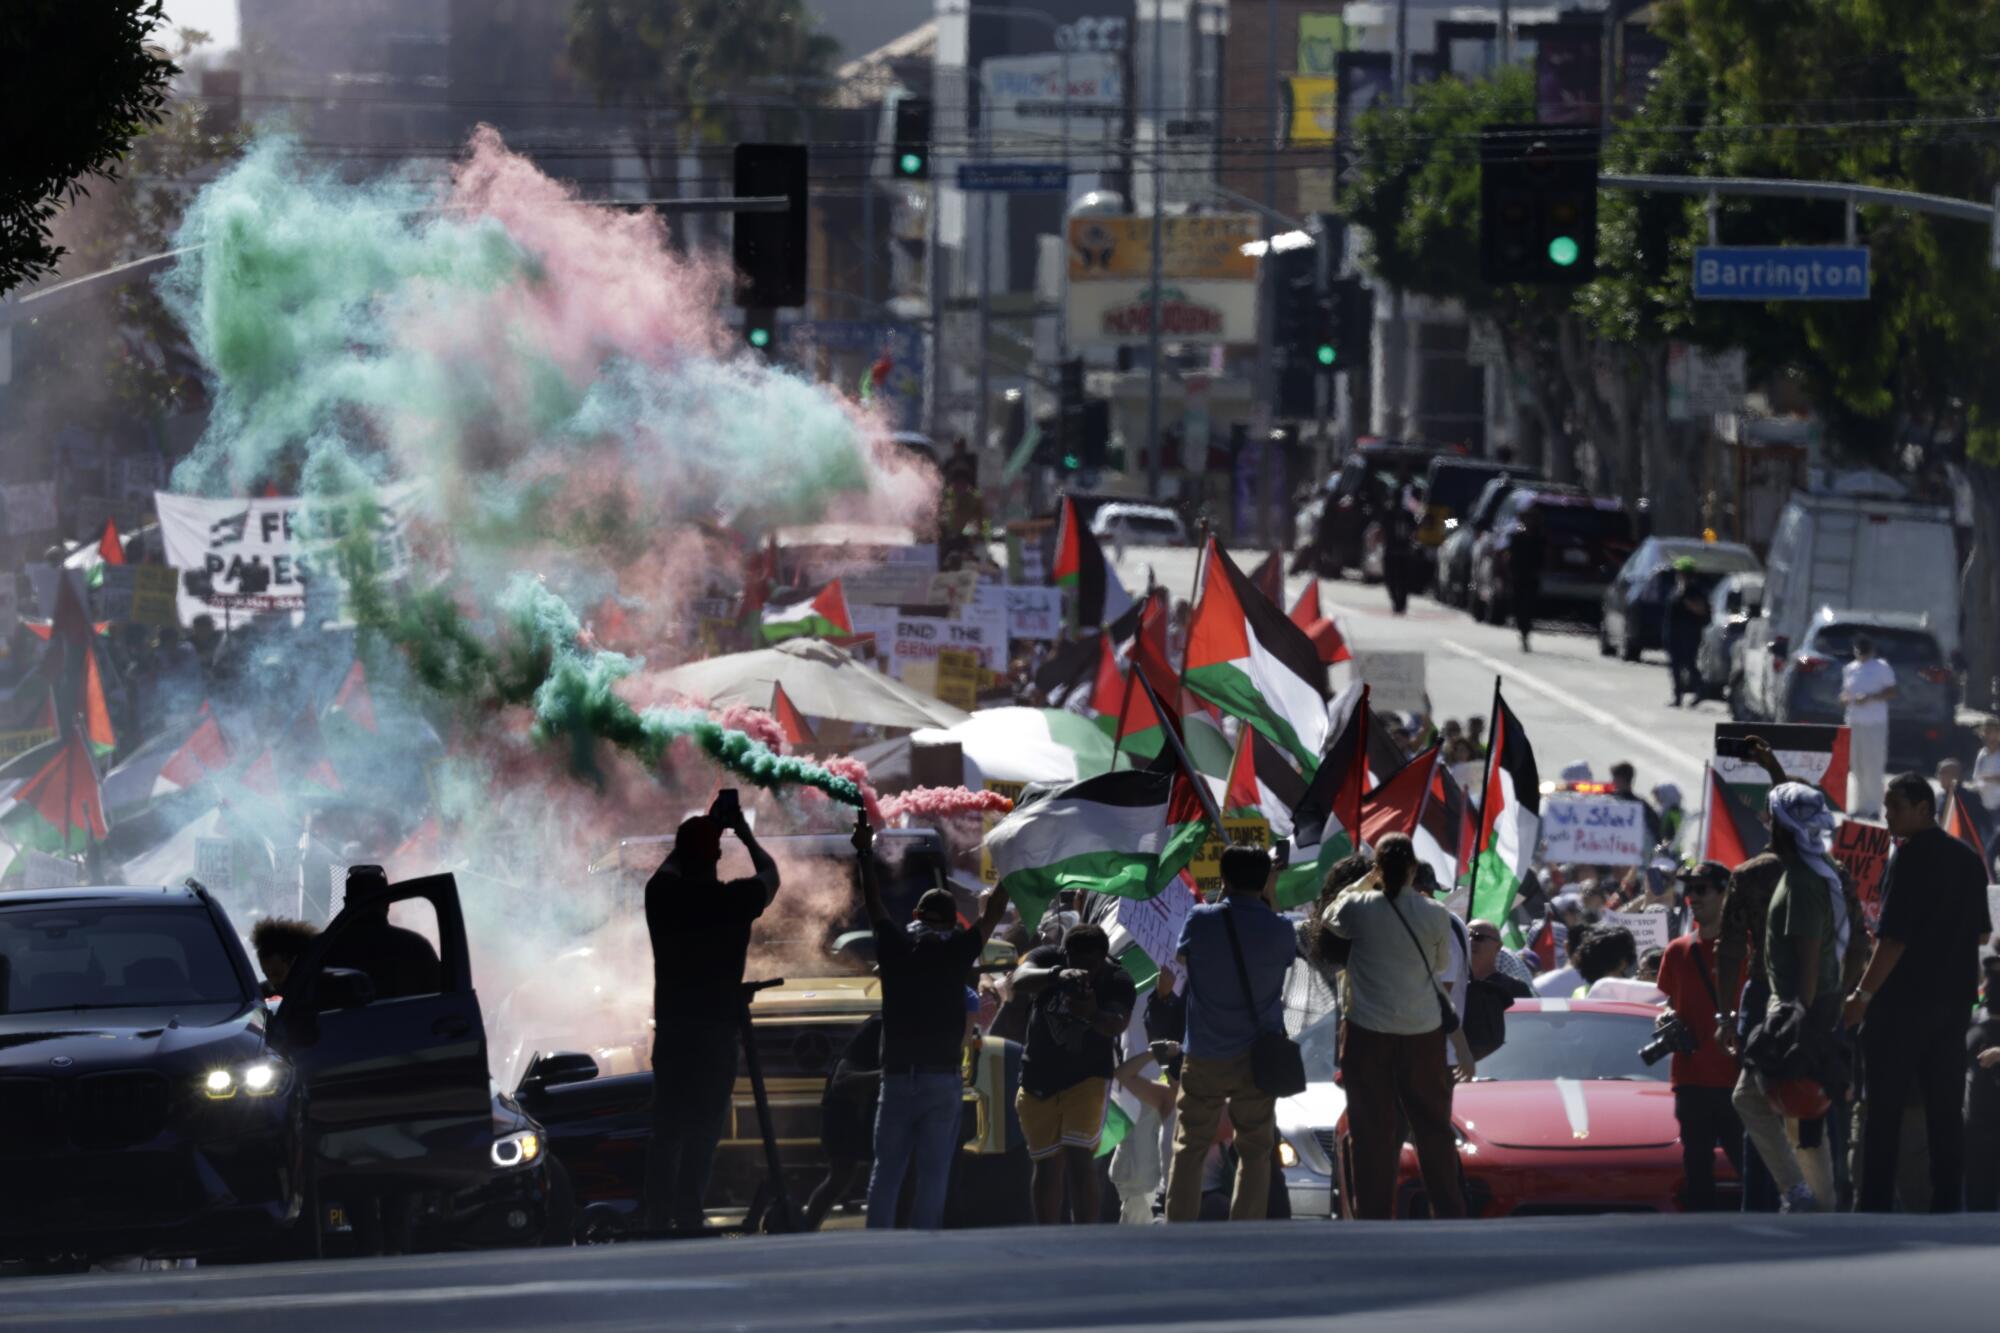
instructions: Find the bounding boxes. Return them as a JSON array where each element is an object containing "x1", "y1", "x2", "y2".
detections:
[{"x1": 1765, "y1": 1076, "x2": 1830, "y2": 1121}]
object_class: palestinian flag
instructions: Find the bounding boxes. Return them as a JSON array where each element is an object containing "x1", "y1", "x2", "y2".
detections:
[
  {"x1": 759, "y1": 580, "x2": 853, "y2": 643},
  {"x1": 326, "y1": 660, "x2": 380, "y2": 735},
  {"x1": 1944, "y1": 786, "x2": 1988, "y2": 867},
  {"x1": 1468, "y1": 690, "x2": 1541, "y2": 932},
  {"x1": 153, "y1": 704, "x2": 231, "y2": 796},
  {"x1": 984, "y1": 766, "x2": 1211, "y2": 929},
  {"x1": 1112, "y1": 594, "x2": 1185, "y2": 764},
  {"x1": 1288, "y1": 582, "x2": 1352, "y2": 666},
  {"x1": 99, "y1": 519, "x2": 127, "y2": 566},
  {"x1": 1036, "y1": 632, "x2": 1104, "y2": 709},
  {"x1": 1184, "y1": 540, "x2": 1330, "y2": 768},
  {"x1": 1179, "y1": 692, "x2": 1234, "y2": 779},
  {"x1": 1051, "y1": 496, "x2": 1134, "y2": 631},
  {"x1": 0, "y1": 730, "x2": 109, "y2": 868},
  {"x1": 771, "y1": 681, "x2": 816, "y2": 749},
  {"x1": 1365, "y1": 707, "x2": 1411, "y2": 787},
  {"x1": 1360, "y1": 744, "x2": 1473, "y2": 893},
  {"x1": 1699, "y1": 763, "x2": 1770, "y2": 866},
  {"x1": 1361, "y1": 742, "x2": 1438, "y2": 849},
  {"x1": 1282, "y1": 683, "x2": 1369, "y2": 906},
  {"x1": 1247, "y1": 550, "x2": 1285, "y2": 604},
  {"x1": 1089, "y1": 635, "x2": 1126, "y2": 733},
  {"x1": 51, "y1": 573, "x2": 115, "y2": 757}
]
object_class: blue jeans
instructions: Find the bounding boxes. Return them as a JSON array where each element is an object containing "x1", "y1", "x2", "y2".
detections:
[{"x1": 866, "y1": 1071, "x2": 963, "y2": 1229}]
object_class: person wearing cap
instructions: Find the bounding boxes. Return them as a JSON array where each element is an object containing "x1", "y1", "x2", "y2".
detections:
[
  {"x1": 854, "y1": 818, "x2": 1011, "y2": 1230},
  {"x1": 1655, "y1": 861, "x2": 1744, "y2": 1210},
  {"x1": 1665, "y1": 557, "x2": 1710, "y2": 708},
  {"x1": 642, "y1": 794, "x2": 782, "y2": 1233}
]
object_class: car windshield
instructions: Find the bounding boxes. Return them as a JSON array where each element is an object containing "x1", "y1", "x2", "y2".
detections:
[
  {"x1": 1536, "y1": 503, "x2": 1632, "y2": 541},
  {"x1": 1809, "y1": 625, "x2": 1942, "y2": 667},
  {"x1": 1472, "y1": 1010, "x2": 1664, "y2": 1083},
  {"x1": 1652, "y1": 544, "x2": 1760, "y2": 575},
  {"x1": 0, "y1": 905, "x2": 247, "y2": 1014}
]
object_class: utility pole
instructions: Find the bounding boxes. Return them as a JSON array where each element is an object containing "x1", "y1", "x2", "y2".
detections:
[
  {"x1": 976, "y1": 74, "x2": 993, "y2": 457},
  {"x1": 1144, "y1": 0, "x2": 1167, "y2": 500}
]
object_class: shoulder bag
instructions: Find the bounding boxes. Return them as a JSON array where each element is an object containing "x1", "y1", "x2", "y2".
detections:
[
  {"x1": 1223, "y1": 907, "x2": 1307, "y2": 1097},
  {"x1": 1387, "y1": 894, "x2": 1460, "y2": 1037}
]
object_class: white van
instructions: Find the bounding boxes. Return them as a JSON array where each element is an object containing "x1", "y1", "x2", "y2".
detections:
[{"x1": 1737, "y1": 492, "x2": 1962, "y2": 721}]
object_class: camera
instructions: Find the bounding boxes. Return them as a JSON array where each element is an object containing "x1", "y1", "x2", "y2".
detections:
[{"x1": 1638, "y1": 1009, "x2": 1698, "y2": 1066}]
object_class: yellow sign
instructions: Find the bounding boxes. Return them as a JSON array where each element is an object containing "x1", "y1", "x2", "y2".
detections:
[
  {"x1": 1188, "y1": 816, "x2": 1272, "y2": 895},
  {"x1": 979, "y1": 780, "x2": 1028, "y2": 884},
  {"x1": 131, "y1": 565, "x2": 180, "y2": 627},
  {"x1": 1288, "y1": 77, "x2": 1338, "y2": 144},
  {"x1": 933, "y1": 648, "x2": 983, "y2": 710},
  {"x1": 1067, "y1": 214, "x2": 1260, "y2": 282},
  {"x1": 0, "y1": 727, "x2": 54, "y2": 759}
]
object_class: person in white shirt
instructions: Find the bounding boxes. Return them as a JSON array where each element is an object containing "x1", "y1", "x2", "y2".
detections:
[
  {"x1": 1839, "y1": 635, "x2": 1897, "y2": 818},
  {"x1": 1971, "y1": 717, "x2": 2000, "y2": 837}
]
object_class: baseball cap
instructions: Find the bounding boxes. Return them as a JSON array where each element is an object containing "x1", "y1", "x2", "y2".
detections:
[{"x1": 1676, "y1": 860, "x2": 1730, "y2": 890}]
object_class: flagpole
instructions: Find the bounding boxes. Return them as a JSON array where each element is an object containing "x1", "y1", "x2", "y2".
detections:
[{"x1": 1136, "y1": 670, "x2": 1225, "y2": 831}]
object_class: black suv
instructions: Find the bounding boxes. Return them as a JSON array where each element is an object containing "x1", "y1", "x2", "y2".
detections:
[{"x1": 0, "y1": 875, "x2": 548, "y2": 1265}]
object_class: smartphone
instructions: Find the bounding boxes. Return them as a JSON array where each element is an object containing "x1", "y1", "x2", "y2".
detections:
[
  {"x1": 1714, "y1": 736, "x2": 1754, "y2": 761},
  {"x1": 1269, "y1": 837, "x2": 1292, "y2": 870},
  {"x1": 711, "y1": 788, "x2": 741, "y2": 822}
]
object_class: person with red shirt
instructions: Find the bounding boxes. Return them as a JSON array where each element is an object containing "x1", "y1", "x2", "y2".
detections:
[{"x1": 1655, "y1": 860, "x2": 1744, "y2": 1211}]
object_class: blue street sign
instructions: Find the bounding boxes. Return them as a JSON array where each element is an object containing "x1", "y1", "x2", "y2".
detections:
[
  {"x1": 1692, "y1": 246, "x2": 1870, "y2": 301},
  {"x1": 956, "y1": 162, "x2": 1069, "y2": 192}
]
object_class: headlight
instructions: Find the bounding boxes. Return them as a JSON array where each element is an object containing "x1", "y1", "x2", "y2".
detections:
[
  {"x1": 491, "y1": 1129, "x2": 542, "y2": 1170},
  {"x1": 1277, "y1": 1139, "x2": 1300, "y2": 1169},
  {"x1": 202, "y1": 1058, "x2": 292, "y2": 1100}
]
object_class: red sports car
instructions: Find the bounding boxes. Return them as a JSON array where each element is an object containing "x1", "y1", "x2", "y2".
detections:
[{"x1": 1334, "y1": 999, "x2": 1736, "y2": 1218}]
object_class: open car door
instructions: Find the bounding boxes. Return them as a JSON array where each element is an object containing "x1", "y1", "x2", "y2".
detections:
[{"x1": 272, "y1": 873, "x2": 492, "y2": 1189}]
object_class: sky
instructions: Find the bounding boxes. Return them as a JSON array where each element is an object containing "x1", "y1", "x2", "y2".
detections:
[{"x1": 161, "y1": 0, "x2": 240, "y2": 52}]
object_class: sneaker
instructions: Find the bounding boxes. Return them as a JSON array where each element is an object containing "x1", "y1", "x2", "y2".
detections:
[{"x1": 1780, "y1": 1183, "x2": 1819, "y2": 1214}]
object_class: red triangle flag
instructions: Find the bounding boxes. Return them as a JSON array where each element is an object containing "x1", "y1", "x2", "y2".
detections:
[
  {"x1": 98, "y1": 519, "x2": 126, "y2": 566},
  {"x1": 1248, "y1": 551, "x2": 1285, "y2": 605},
  {"x1": 1288, "y1": 582, "x2": 1352, "y2": 665},
  {"x1": 1360, "y1": 742, "x2": 1440, "y2": 848},
  {"x1": 771, "y1": 682, "x2": 816, "y2": 749},
  {"x1": 331, "y1": 660, "x2": 380, "y2": 734},
  {"x1": 1091, "y1": 635, "x2": 1127, "y2": 721},
  {"x1": 157, "y1": 706, "x2": 231, "y2": 793},
  {"x1": 1945, "y1": 787, "x2": 1989, "y2": 866},
  {"x1": 1222, "y1": 726, "x2": 1260, "y2": 812}
]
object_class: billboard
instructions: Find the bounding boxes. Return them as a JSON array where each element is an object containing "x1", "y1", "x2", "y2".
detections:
[
  {"x1": 1066, "y1": 214, "x2": 1259, "y2": 282},
  {"x1": 1066, "y1": 281, "x2": 1258, "y2": 344},
  {"x1": 984, "y1": 52, "x2": 1125, "y2": 136}
]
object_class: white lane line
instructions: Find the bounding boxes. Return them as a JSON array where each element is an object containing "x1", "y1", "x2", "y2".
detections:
[{"x1": 1438, "y1": 638, "x2": 1707, "y2": 783}]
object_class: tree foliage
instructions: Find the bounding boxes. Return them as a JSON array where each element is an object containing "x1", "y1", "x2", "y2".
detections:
[{"x1": 0, "y1": 0, "x2": 177, "y2": 295}]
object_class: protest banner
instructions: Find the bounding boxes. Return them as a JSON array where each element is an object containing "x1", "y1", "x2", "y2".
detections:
[
  {"x1": 933, "y1": 649, "x2": 984, "y2": 710},
  {"x1": 879, "y1": 607, "x2": 1008, "y2": 678},
  {"x1": 1604, "y1": 909, "x2": 1672, "y2": 956},
  {"x1": 1188, "y1": 815, "x2": 1271, "y2": 895},
  {"x1": 979, "y1": 779, "x2": 1028, "y2": 884},
  {"x1": 1539, "y1": 795, "x2": 1649, "y2": 866},
  {"x1": 1833, "y1": 818, "x2": 1891, "y2": 929},
  {"x1": 1352, "y1": 650, "x2": 1427, "y2": 714},
  {"x1": 155, "y1": 483, "x2": 420, "y2": 627},
  {"x1": 1109, "y1": 875, "x2": 1197, "y2": 983}
]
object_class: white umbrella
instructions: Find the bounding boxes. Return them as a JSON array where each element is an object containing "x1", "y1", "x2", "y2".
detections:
[{"x1": 655, "y1": 637, "x2": 970, "y2": 731}]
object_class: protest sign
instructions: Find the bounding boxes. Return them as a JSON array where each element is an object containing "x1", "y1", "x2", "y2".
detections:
[
  {"x1": 843, "y1": 554, "x2": 939, "y2": 607},
  {"x1": 1539, "y1": 795, "x2": 1649, "y2": 866},
  {"x1": 881, "y1": 607, "x2": 1008, "y2": 677},
  {"x1": 979, "y1": 779, "x2": 1028, "y2": 884},
  {"x1": 1604, "y1": 909, "x2": 1671, "y2": 956},
  {"x1": 131, "y1": 565, "x2": 180, "y2": 627},
  {"x1": 1109, "y1": 875, "x2": 1197, "y2": 983},
  {"x1": 95, "y1": 565, "x2": 135, "y2": 622},
  {"x1": 1352, "y1": 651, "x2": 1427, "y2": 714},
  {"x1": 926, "y1": 567, "x2": 980, "y2": 611},
  {"x1": 1712, "y1": 722, "x2": 1851, "y2": 810},
  {"x1": 1000, "y1": 585, "x2": 1063, "y2": 642},
  {"x1": 194, "y1": 836, "x2": 235, "y2": 895},
  {"x1": 0, "y1": 721, "x2": 54, "y2": 759},
  {"x1": 155, "y1": 483, "x2": 420, "y2": 627},
  {"x1": 1188, "y1": 816, "x2": 1271, "y2": 895},
  {"x1": 1833, "y1": 818, "x2": 1891, "y2": 929},
  {"x1": 934, "y1": 649, "x2": 984, "y2": 710}
]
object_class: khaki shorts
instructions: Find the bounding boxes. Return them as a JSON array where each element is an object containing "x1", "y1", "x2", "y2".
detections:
[{"x1": 1016, "y1": 1077, "x2": 1110, "y2": 1160}]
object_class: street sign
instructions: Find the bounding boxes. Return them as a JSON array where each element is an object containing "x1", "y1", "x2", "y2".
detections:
[
  {"x1": 1692, "y1": 245, "x2": 1870, "y2": 300},
  {"x1": 957, "y1": 162, "x2": 1069, "y2": 193}
]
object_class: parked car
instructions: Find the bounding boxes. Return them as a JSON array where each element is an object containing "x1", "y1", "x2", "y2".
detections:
[
  {"x1": 1598, "y1": 538, "x2": 1763, "y2": 661},
  {"x1": 1297, "y1": 442, "x2": 1436, "y2": 579},
  {"x1": 1419, "y1": 458, "x2": 1538, "y2": 554},
  {"x1": 1696, "y1": 572, "x2": 1765, "y2": 704},
  {"x1": 1089, "y1": 502, "x2": 1188, "y2": 549},
  {"x1": 1470, "y1": 490, "x2": 1635, "y2": 625},
  {"x1": 1732, "y1": 609, "x2": 1960, "y2": 770},
  {"x1": 0, "y1": 876, "x2": 545, "y2": 1267},
  {"x1": 1329, "y1": 999, "x2": 1732, "y2": 1218},
  {"x1": 1740, "y1": 491, "x2": 1963, "y2": 675},
  {"x1": 1436, "y1": 476, "x2": 1576, "y2": 608}
]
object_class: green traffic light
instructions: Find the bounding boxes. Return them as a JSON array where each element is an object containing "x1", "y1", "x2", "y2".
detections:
[
  {"x1": 748, "y1": 327, "x2": 771, "y2": 348},
  {"x1": 1062, "y1": 453, "x2": 1080, "y2": 470},
  {"x1": 1547, "y1": 235, "x2": 1580, "y2": 267},
  {"x1": 1316, "y1": 344, "x2": 1336, "y2": 367},
  {"x1": 899, "y1": 152, "x2": 923, "y2": 176}
]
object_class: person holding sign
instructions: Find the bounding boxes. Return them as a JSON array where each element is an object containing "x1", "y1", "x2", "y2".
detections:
[{"x1": 1843, "y1": 772, "x2": 1994, "y2": 1213}]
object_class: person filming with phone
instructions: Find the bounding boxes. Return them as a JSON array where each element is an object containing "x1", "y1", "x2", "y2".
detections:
[{"x1": 643, "y1": 790, "x2": 782, "y2": 1233}]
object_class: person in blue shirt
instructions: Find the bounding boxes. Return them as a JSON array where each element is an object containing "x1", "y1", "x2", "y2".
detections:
[{"x1": 1163, "y1": 845, "x2": 1300, "y2": 1221}]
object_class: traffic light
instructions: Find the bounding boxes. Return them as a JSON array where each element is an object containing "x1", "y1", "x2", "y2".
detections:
[
  {"x1": 1333, "y1": 276, "x2": 1372, "y2": 369},
  {"x1": 1271, "y1": 242, "x2": 1325, "y2": 419},
  {"x1": 733, "y1": 143, "x2": 808, "y2": 308},
  {"x1": 893, "y1": 96, "x2": 932, "y2": 181},
  {"x1": 743, "y1": 307, "x2": 777, "y2": 354},
  {"x1": 1480, "y1": 124, "x2": 1598, "y2": 285},
  {"x1": 1079, "y1": 400, "x2": 1110, "y2": 471}
]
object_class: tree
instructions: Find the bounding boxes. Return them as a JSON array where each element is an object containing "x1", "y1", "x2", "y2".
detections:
[{"x1": 0, "y1": 1, "x2": 177, "y2": 295}]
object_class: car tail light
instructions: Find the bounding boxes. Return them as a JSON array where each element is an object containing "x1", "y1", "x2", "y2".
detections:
[
  {"x1": 1918, "y1": 665, "x2": 1953, "y2": 685},
  {"x1": 1793, "y1": 654, "x2": 1832, "y2": 674}
]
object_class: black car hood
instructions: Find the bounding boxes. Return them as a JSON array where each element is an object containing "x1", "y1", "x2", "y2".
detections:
[{"x1": 0, "y1": 1003, "x2": 264, "y2": 1074}]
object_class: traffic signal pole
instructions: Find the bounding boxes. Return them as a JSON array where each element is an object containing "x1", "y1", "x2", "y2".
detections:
[{"x1": 1145, "y1": 0, "x2": 1167, "y2": 501}]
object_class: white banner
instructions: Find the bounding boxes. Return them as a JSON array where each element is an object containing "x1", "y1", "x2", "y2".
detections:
[
  {"x1": 154, "y1": 484, "x2": 420, "y2": 628},
  {"x1": 1538, "y1": 795, "x2": 1650, "y2": 866},
  {"x1": 985, "y1": 52, "x2": 1126, "y2": 137},
  {"x1": 1066, "y1": 280, "x2": 1259, "y2": 346},
  {"x1": 1352, "y1": 650, "x2": 1427, "y2": 715},
  {"x1": 999, "y1": 585, "x2": 1063, "y2": 642},
  {"x1": 1604, "y1": 909, "x2": 1672, "y2": 957}
]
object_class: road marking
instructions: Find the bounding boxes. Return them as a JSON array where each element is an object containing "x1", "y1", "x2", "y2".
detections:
[{"x1": 1438, "y1": 638, "x2": 1708, "y2": 783}]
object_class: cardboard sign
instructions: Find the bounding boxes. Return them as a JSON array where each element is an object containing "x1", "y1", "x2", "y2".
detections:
[
  {"x1": 1188, "y1": 816, "x2": 1271, "y2": 895},
  {"x1": 1604, "y1": 909, "x2": 1672, "y2": 957},
  {"x1": 1109, "y1": 875, "x2": 1197, "y2": 979},
  {"x1": 926, "y1": 568, "x2": 980, "y2": 611},
  {"x1": 933, "y1": 649, "x2": 984, "y2": 710},
  {"x1": 1352, "y1": 651, "x2": 1427, "y2": 715},
  {"x1": 1833, "y1": 819, "x2": 1891, "y2": 930},
  {"x1": 976, "y1": 780, "x2": 1024, "y2": 880},
  {"x1": 1539, "y1": 795, "x2": 1650, "y2": 866}
]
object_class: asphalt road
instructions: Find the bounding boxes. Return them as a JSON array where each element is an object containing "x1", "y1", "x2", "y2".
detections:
[
  {"x1": 8, "y1": 1214, "x2": 1999, "y2": 1330},
  {"x1": 1115, "y1": 544, "x2": 1717, "y2": 818}
]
